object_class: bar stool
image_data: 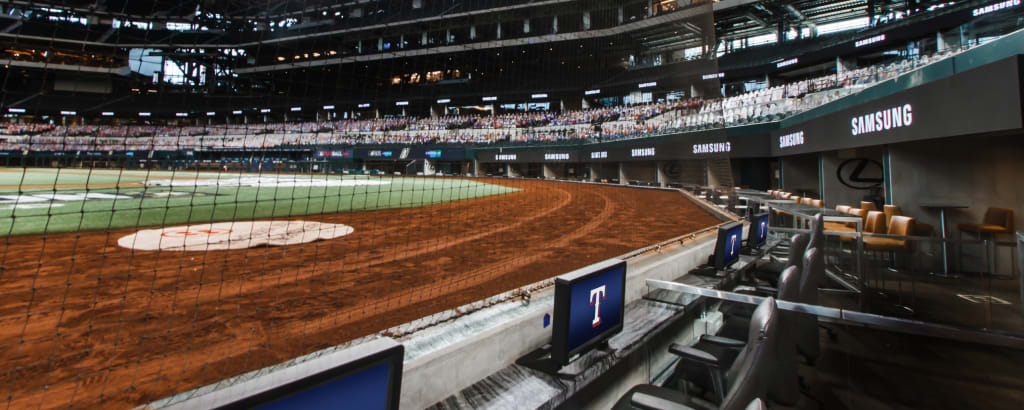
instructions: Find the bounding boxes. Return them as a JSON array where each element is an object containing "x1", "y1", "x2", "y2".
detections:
[
  {"x1": 865, "y1": 215, "x2": 917, "y2": 312},
  {"x1": 958, "y1": 208, "x2": 1015, "y2": 275},
  {"x1": 882, "y1": 204, "x2": 933, "y2": 236}
]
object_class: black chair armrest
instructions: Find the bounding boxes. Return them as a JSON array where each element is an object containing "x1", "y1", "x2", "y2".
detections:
[
  {"x1": 754, "y1": 285, "x2": 778, "y2": 295},
  {"x1": 631, "y1": 392, "x2": 696, "y2": 410},
  {"x1": 699, "y1": 335, "x2": 745, "y2": 349},
  {"x1": 669, "y1": 343, "x2": 719, "y2": 367}
]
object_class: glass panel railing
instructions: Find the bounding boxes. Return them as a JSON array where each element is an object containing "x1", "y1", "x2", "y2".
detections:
[{"x1": 765, "y1": 226, "x2": 1023, "y2": 335}]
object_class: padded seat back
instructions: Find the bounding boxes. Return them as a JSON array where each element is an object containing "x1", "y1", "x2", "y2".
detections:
[
  {"x1": 721, "y1": 298, "x2": 779, "y2": 410},
  {"x1": 786, "y1": 233, "x2": 810, "y2": 272},
  {"x1": 807, "y1": 213, "x2": 825, "y2": 252},
  {"x1": 797, "y1": 248, "x2": 824, "y2": 362},
  {"x1": 810, "y1": 199, "x2": 824, "y2": 208},
  {"x1": 984, "y1": 208, "x2": 1015, "y2": 231},
  {"x1": 860, "y1": 201, "x2": 878, "y2": 211},
  {"x1": 865, "y1": 211, "x2": 887, "y2": 234},
  {"x1": 836, "y1": 205, "x2": 851, "y2": 213},
  {"x1": 847, "y1": 208, "x2": 869, "y2": 220},
  {"x1": 883, "y1": 204, "x2": 902, "y2": 225},
  {"x1": 889, "y1": 215, "x2": 915, "y2": 237},
  {"x1": 770, "y1": 266, "x2": 802, "y2": 405}
]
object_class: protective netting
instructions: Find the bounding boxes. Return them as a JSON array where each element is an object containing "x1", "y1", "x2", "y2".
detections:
[{"x1": 0, "y1": 0, "x2": 729, "y2": 407}]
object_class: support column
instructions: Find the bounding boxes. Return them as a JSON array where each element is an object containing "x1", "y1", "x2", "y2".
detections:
[
  {"x1": 836, "y1": 57, "x2": 856, "y2": 75},
  {"x1": 588, "y1": 165, "x2": 598, "y2": 182},
  {"x1": 473, "y1": 160, "x2": 483, "y2": 177},
  {"x1": 656, "y1": 161, "x2": 668, "y2": 187},
  {"x1": 543, "y1": 164, "x2": 556, "y2": 179},
  {"x1": 619, "y1": 162, "x2": 628, "y2": 185}
]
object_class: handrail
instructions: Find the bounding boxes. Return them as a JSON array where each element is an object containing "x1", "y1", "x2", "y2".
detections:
[{"x1": 645, "y1": 279, "x2": 1024, "y2": 349}]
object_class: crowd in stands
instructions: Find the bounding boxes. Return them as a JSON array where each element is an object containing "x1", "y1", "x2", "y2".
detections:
[{"x1": 0, "y1": 46, "x2": 975, "y2": 151}]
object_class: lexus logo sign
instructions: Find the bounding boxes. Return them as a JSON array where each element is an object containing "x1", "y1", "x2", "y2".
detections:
[{"x1": 837, "y1": 158, "x2": 883, "y2": 190}]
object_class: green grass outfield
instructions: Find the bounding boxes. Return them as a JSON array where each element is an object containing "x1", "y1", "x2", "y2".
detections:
[{"x1": 0, "y1": 168, "x2": 518, "y2": 236}]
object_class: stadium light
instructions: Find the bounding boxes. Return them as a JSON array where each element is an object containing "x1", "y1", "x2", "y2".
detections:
[
  {"x1": 260, "y1": 108, "x2": 271, "y2": 113},
  {"x1": 323, "y1": 105, "x2": 335, "y2": 110},
  {"x1": 291, "y1": 106, "x2": 301, "y2": 112},
  {"x1": 436, "y1": 98, "x2": 451, "y2": 104},
  {"x1": 396, "y1": 101, "x2": 409, "y2": 106},
  {"x1": 206, "y1": 112, "x2": 216, "y2": 116},
  {"x1": 139, "y1": 112, "x2": 151, "y2": 117},
  {"x1": 531, "y1": 93, "x2": 548, "y2": 99},
  {"x1": 101, "y1": 112, "x2": 115, "y2": 116},
  {"x1": 60, "y1": 110, "x2": 77, "y2": 116},
  {"x1": 7, "y1": 108, "x2": 26, "y2": 113},
  {"x1": 585, "y1": 89, "x2": 601, "y2": 96},
  {"x1": 176, "y1": 112, "x2": 189, "y2": 117},
  {"x1": 232, "y1": 110, "x2": 243, "y2": 115},
  {"x1": 358, "y1": 103, "x2": 371, "y2": 108},
  {"x1": 482, "y1": 96, "x2": 497, "y2": 102}
]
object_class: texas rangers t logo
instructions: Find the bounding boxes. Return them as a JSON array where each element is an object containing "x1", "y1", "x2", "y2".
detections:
[{"x1": 590, "y1": 285, "x2": 607, "y2": 327}]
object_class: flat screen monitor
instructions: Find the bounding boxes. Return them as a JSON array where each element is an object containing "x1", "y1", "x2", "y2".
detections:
[
  {"x1": 551, "y1": 258, "x2": 627, "y2": 366},
  {"x1": 749, "y1": 212, "x2": 770, "y2": 249},
  {"x1": 714, "y1": 222, "x2": 744, "y2": 270},
  {"x1": 163, "y1": 338, "x2": 403, "y2": 410}
]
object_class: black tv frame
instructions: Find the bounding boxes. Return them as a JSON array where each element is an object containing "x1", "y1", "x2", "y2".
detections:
[
  {"x1": 713, "y1": 221, "x2": 744, "y2": 271},
  {"x1": 550, "y1": 258, "x2": 628, "y2": 366},
  {"x1": 216, "y1": 341, "x2": 404, "y2": 410},
  {"x1": 749, "y1": 212, "x2": 770, "y2": 249}
]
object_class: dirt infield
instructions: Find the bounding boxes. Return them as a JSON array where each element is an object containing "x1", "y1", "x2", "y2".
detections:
[{"x1": 0, "y1": 178, "x2": 721, "y2": 409}]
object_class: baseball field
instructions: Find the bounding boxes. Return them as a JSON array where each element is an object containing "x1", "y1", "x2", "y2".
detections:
[{"x1": 0, "y1": 167, "x2": 721, "y2": 408}]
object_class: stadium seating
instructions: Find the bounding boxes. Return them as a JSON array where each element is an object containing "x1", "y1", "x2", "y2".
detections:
[{"x1": 613, "y1": 298, "x2": 780, "y2": 410}]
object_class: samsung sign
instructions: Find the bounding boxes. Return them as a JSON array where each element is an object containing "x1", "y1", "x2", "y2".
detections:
[
  {"x1": 545, "y1": 153, "x2": 570, "y2": 160},
  {"x1": 855, "y1": 34, "x2": 886, "y2": 48},
  {"x1": 973, "y1": 0, "x2": 1020, "y2": 16},
  {"x1": 702, "y1": 73, "x2": 725, "y2": 80},
  {"x1": 692, "y1": 142, "x2": 731, "y2": 154},
  {"x1": 776, "y1": 58, "x2": 798, "y2": 68},
  {"x1": 631, "y1": 148, "x2": 655, "y2": 157},
  {"x1": 850, "y1": 104, "x2": 913, "y2": 136},
  {"x1": 778, "y1": 131, "x2": 806, "y2": 149},
  {"x1": 590, "y1": 151, "x2": 608, "y2": 159},
  {"x1": 495, "y1": 154, "x2": 517, "y2": 161}
]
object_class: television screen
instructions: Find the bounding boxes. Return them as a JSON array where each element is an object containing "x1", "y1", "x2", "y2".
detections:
[
  {"x1": 166, "y1": 338, "x2": 403, "y2": 410},
  {"x1": 254, "y1": 361, "x2": 394, "y2": 410},
  {"x1": 750, "y1": 212, "x2": 770, "y2": 249},
  {"x1": 714, "y1": 222, "x2": 744, "y2": 270},
  {"x1": 551, "y1": 259, "x2": 627, "y2": 365}
]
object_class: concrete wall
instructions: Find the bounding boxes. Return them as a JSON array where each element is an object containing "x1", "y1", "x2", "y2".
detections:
[
  {"x1": 399, "y1": 232, "x2": 718, "y2": 409},
  {"x1": 706, "y1": 158, "x2": 734, "y2": 188},
  {"x1": 889, "y1": 133, "x2": 1024, "y2": 274},
  {"x1": 780, "y1": 153, "x2": 820, "y2": 198},
  {"x1": 621, "y1": 162, "x2": 658, "y2": 183},
  {"x1": 590, "y1": 163, "x2": 620, "y2": 182},
  {"x1": 820, "y1": 146, "x2": 885, "y2": 208}
]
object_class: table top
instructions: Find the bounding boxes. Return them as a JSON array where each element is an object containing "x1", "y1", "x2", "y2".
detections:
[
  {"x1": 919, "y1": 203, "x2": 970, "y2": 209},
  {"x1": 770, "y1": 201, "x2": 848, "y2": 218}
]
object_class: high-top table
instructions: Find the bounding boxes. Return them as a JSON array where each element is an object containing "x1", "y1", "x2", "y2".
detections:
[{"x1": 920, "y1": 202, "x2": 969, "y2": 277}]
